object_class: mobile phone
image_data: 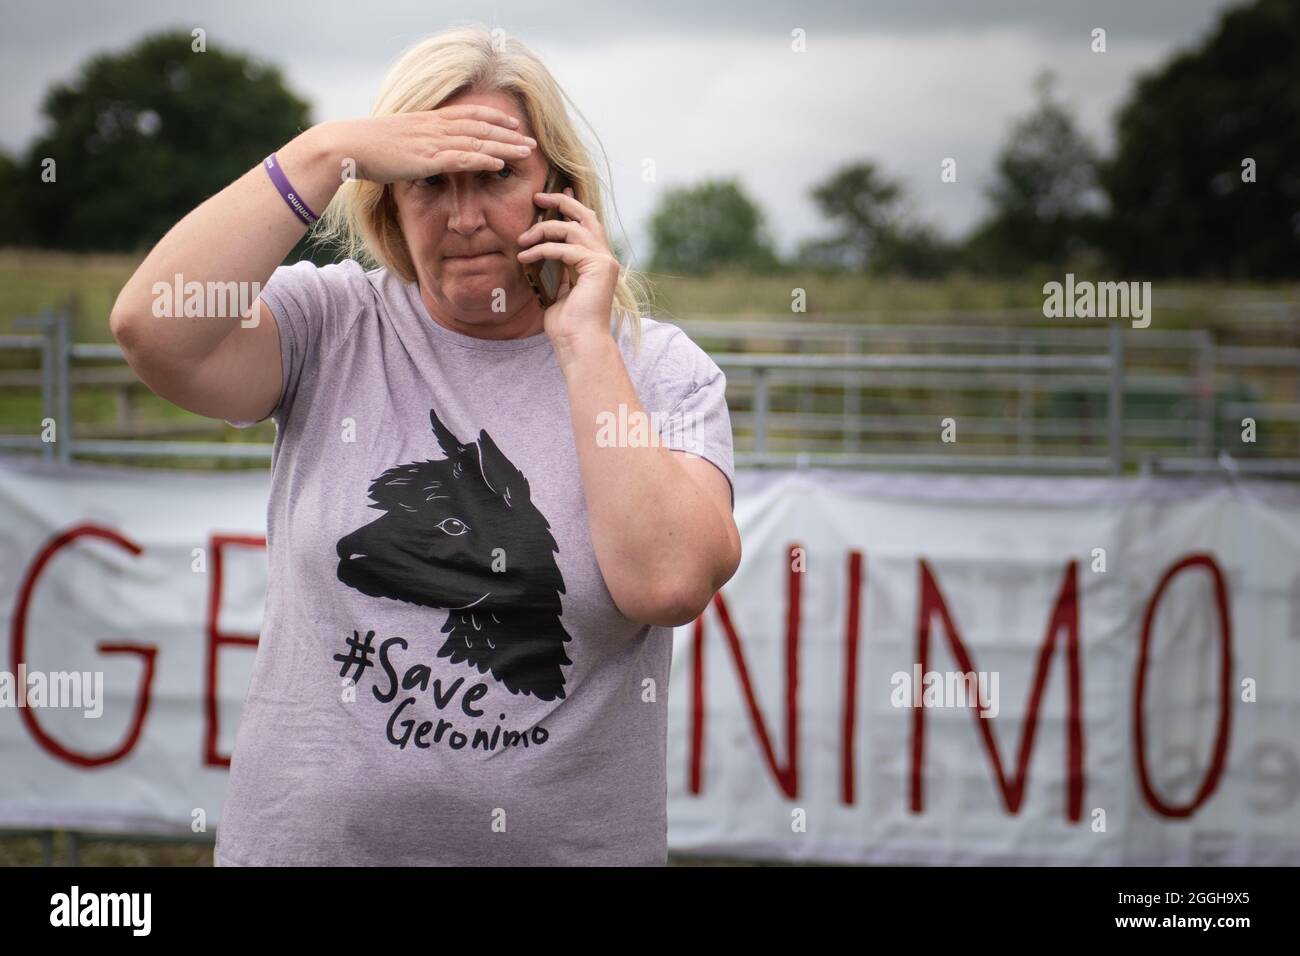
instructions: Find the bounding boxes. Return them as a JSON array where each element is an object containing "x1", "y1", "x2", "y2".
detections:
[{"x1": 522, "y1": 166, "x2": 571, "y2": 309}]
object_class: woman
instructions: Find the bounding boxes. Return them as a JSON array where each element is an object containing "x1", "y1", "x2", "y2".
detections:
[{"x1": 109, "y1": 24, "x2": 740, "y2": 866}]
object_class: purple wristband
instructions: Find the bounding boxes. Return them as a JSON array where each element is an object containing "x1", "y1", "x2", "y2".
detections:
[{"x1": 263, "y1": 152, "x2": 319, "y2": 225}]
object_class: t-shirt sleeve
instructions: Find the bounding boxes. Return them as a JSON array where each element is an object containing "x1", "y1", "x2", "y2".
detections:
[
  {"x1": 224, "y1": 259, "x2": 368, "y2": 429},
  {"x1": 655, "y1": 330, "x2": 736, "y2": 513}
]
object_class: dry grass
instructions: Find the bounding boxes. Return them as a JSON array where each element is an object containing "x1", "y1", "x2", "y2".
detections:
[{"x1": 0, "y1": 833, "x2": 810, "y2": 866}]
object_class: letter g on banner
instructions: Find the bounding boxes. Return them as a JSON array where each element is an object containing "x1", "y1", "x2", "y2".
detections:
[{"x1": 11, "y1": 524, "x2": 157, "y2": 767}]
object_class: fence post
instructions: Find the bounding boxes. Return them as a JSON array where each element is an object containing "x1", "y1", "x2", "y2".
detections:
[
  {"x1": 1108, "y1": 320, "x2": 1125, "y2": 475},
  {"x1": 42, "y1": 319, "x2": 56, "y2": 461},
  {"x1": 1196, "y1": 329, "x2": 1217, "y2": 459},
  {"x1": 844, "y1": 335, "x2": 860, "y2": 453},
  {"x1": 13, "y1": 313, "x2": 57, "y2": 459},
  {"x1": 1018, "y1": 338, "x2": 1034, "y2": 456},
  {"x1": 753, "y1": 366, "x2": 769, "y2": 459},
  {"x1": 55, "y1": 310, "x2": 72, "y2": 464}
]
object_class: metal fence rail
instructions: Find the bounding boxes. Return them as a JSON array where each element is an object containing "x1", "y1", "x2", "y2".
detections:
[
  {"x1": 674, "y1": 313, "x2": 1299, "y2": 477},
  {"x1": 1, "y1": 309, "x2": 1298, "y2": 477}
]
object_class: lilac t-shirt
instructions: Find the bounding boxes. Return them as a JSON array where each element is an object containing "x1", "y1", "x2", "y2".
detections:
[{"x1": 213, "y1": 258, "x2": 734, "y2": 866}]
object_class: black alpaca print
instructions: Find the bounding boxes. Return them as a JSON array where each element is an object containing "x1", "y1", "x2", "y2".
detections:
[{"x1": 335, "y1": 408, "x2": 572, "y2": 700}]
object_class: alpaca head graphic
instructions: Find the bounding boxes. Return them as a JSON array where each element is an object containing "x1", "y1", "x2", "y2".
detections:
[{"x1": 336, "y1": 408, "x2": 572, "y2": 700}]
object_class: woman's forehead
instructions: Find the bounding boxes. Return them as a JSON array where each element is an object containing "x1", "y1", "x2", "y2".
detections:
[{"x1": 440, "y1": 88, "x2": 533, "y2": 135}]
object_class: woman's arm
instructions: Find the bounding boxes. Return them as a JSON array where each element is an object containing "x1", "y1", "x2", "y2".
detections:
[
  {"x1": 517, "y1": 188, "x2": 741, "y2": 627},
  {"x1": 110, "y1": 107, "x2": 536, "y2": 423},
  {"x1": 108, "y1": 126, "x2": 342, "y2": 424},
  {"x1": 558, "y1": 333, "x2": 742, "y2": 628}
]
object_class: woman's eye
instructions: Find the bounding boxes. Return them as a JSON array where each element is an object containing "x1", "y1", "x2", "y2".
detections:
[{"x1": 419, "y1": 166, "x2": 514, "y2": 188}]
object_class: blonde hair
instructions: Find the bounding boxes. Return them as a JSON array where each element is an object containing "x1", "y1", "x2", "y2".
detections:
[{"x1": 313, "y1": 23, "x2": 649, "y2": 353}]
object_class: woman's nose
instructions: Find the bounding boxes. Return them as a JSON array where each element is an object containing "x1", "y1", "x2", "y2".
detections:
[{"x1": 446, "y1": 187, "x2": 489, "y2": 229}]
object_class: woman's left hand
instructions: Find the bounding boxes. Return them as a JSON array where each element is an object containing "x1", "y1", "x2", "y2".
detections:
[{"x1": 516, "y1": 186, "x2": 621, "y2": 348}]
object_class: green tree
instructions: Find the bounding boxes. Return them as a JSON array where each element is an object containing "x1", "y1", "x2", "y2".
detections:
[
  {"x1": 646, "y1": 178, "x2": 779, "y2": 275},
  {"x1": 19, "y1": 30, "x2": 313, "y2": 253},
  {"x1": 0, "y1": 151, "x2": 27, "y2": 246},
  {"x1": 872, "y1": 224, "x2": 956, "y2": 279},
  {"x1": 797, "y1": 160, "x2": 954, "y2": 277},
  {"x1": 1101, "y1": 0, "x2": 1300, "y2": 278},
  {"x1": 963, "y1": 71, "x2": 1105, "y2": 276}
]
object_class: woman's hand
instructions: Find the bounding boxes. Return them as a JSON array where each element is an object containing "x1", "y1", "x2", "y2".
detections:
[
  {"x1": 516, "y1": 186, "x2": 621, "y2": 351},
  {"x1": 319, "y1": 105, "x2": 537, "y2": 185}
]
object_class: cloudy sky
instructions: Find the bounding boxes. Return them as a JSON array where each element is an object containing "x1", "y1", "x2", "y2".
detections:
[{"x1": 1, "y1": 0, "x2": 1241, "y2": 262}]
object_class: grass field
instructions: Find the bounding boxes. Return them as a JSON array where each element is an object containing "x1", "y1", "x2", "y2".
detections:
[
  {"x1": 3, "y1": 248, "x2": 1296, "y2": 468},
  {"x1": 0, "y1": 249, "x2": 1058, "y2": 464},
  {"x1": 0, "y1": 247, "x2": 1057, "y2": 345},
  {"x1": 6, "y1": 247, "x2": 1296, "y2": 343},
  {"x1": 0, "y1": 832, "x2": 811, "y2": 867}
]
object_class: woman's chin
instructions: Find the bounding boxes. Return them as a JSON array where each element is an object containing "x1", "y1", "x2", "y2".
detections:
[{"x1": 441, "y1": 274, "x2": 528, "y2": 312}]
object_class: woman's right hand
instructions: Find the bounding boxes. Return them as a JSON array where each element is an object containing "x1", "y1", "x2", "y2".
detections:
[
  {"x1": 109, "y1": 104, "x2": 536, "y2": 427},
  {"x1": 318, "y1": 105, "x2": 537, "y2": 185}
]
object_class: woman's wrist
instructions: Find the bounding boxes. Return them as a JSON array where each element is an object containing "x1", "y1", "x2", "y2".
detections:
[
  {"x1": 554, "y1": 328, "x2": 617, "y2": 375},
  {"x1": 271, "y1": 122, "x2": 349, "y2": 221}
]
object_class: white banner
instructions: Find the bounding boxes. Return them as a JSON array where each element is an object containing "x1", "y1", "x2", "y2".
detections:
[{"x1": 2, "y1": 458, "x2": 1299, "y2": 864}]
